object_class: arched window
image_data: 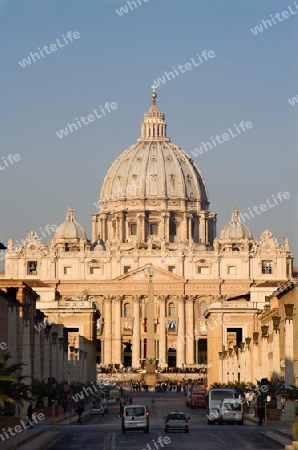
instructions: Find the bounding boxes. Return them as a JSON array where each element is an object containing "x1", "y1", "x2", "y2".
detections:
[
  {"x1": 199, "y1": 301, "x2": 207, "y2": 317},
  {"x1": 168, "y1": 302, "x2": 175, "y2": 317},
  {"x1": 124, "y1": 303, "x2": 131, "y2": 317}
]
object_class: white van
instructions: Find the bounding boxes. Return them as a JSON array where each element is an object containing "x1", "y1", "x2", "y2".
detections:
[
  {"x1": 218, "y1": 398, "x2": 244, "y2": 425},
  {"x1": 121, "y1": 405, "x2": 149, "y2": 433}
]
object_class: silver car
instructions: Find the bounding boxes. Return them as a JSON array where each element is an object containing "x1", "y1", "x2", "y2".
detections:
[
  {"x1": 90, "y1": 404, "x2": 104, "y2": 416},
  {"x1": 165, "y1": 411, "x2": 190, "y2": 433}
]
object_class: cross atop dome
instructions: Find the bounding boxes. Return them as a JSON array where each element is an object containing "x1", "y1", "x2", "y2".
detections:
[
  {"x1": 231, "y1": 205, "x2": 241, "y2": 222},
  {"x1": 140, "y1": 89, "x2": 167, "y2": 139},
  {"x1": 66, "y1": 204, "x2": 75, "y2": 222}
]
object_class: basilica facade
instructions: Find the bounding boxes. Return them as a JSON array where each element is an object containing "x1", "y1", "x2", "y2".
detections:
[{"x1": 3, "y1": 92, "x2": 294, "y2": 385}]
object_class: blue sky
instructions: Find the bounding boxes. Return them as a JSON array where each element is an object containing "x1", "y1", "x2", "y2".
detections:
[{"x1": 1, "y1": 0, "x2": 297, "y2": 264}]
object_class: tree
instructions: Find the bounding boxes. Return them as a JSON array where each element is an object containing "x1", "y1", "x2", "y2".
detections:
[{"x1": 0, "y1": 354, "x2": 28, "y2": 410}]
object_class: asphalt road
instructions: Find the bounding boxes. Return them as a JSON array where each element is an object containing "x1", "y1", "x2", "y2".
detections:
[{"x1": 45, "y1": 392, "x2": 284, "y2": 450}]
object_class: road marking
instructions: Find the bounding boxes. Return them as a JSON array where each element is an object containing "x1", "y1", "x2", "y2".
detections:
[
  {"x1": 111, "y1": 432, "x2": 116, "y2": 450},
  {"x1": 208, "y1": 432, "x2": 227, "y2": 444}
]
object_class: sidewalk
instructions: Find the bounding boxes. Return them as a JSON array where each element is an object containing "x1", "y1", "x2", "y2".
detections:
[
  {"x1": 246, "y1": 413, "x2": 293, "y2": 448},
  {"x1": 2, "y1": 408, "x2": 90, "y2": 450}
]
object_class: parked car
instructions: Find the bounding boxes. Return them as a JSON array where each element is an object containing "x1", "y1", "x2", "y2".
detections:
[
  {"x1": 107, "y1": 397, "x2": 117, "y2": 405},
  {"x1": 90, "y1": 404, "x2": 105, "y2": 416},
  {"x1": 165, "y1": 411, "x2": 190, "y2": 433}
]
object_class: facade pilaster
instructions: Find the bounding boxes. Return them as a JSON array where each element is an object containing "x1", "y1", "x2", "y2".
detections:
[
  {"x1": 158, "y1": 296, "x2": 166, "y2": 368},
  {"x1": 185, "y1": 296, "x2": 194, "y2": 365},
  {"x1": 114, "y1": 295, "x2": 122, "y2": 365},
  {"x1": 132, "y1": 296, "x2": 141, "y2": 368},
  {"x1": 104, "y1": 296, "x2": 113, "y2": 365},
  {"x1": 177, "y1": 295, "x2": 186, "y2": 367},
  {"x1": 285, "y1": 319, "x2": 294, "y2": 387}
]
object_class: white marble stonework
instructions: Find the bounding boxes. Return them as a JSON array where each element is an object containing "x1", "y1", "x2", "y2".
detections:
[{"x1": 4, "y1": 92, "x2": 294, "y2": 384}]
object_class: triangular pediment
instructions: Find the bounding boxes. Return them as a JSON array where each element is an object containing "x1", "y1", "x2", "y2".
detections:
[{"x1": 114, "y1": 264, "x2": 186, "y2": 283}]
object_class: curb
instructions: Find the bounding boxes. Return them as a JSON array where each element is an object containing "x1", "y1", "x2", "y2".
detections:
[{"x1": 6, "y1": 429, "x2": 46, "y2": 450}]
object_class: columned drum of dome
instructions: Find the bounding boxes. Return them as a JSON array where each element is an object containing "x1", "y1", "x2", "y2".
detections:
[{"x1": 92, "y1": 92, "x2": 217, "y2": 248}]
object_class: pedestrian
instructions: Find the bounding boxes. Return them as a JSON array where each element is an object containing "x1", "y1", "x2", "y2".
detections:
[
  {"x1": 27, "y1": 404, "x2": 33, "y2": 428},
  {"x1": 76, "y1": 404, "x2": 84, "y2": 425},
  {"x1": 257, "y1": 404, "x2": 265, "y2": 425}
]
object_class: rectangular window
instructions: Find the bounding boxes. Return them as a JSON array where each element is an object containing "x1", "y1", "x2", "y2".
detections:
[
  {"x1": 169, "y1": 222, "x2": 176, "y2": 236},
  {"x1": 149, "y1": 223, "x2": 158, "y2": 235},
  {"x1": 130, "y1": 223, "x2": 137, "y2": 235},
  {"x1": 228, "y1": 266, "x2": 236, "y2": 275},
  {"x1": 64, "y1": 267, "x2": 71, "y2": 275},
  {"x1": 262, "y1": 260, "x2": 273, "y2": 274},
  {"x1": 168, "y1": 266, "x2": 175, "y2": 273},
  {"x1": 124, "y1": 266, "x2": 131, "y2": 274},
  {"x1": 169, "y1": 305, "x2": 175, "y2": 317},
  {"x1": 90, "y1": 267, "x2": 102, "y2": 275},
  {"x1": 198, "y1": 266, "x2": 209, "y2": 275},
  {"x1": 27, "y1": 261, "x2": 37, "y2": 275}
]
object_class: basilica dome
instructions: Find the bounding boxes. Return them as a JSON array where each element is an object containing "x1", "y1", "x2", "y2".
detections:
[
  {"x1": 99, "y1": 92, "x2": 210, "y2": 214},
  {"x1": 54, "y1": 205, "x2": 86, "y2": 240},
  {"x1": 219, "y1": 206, "x2": 252, "y2": 240}
]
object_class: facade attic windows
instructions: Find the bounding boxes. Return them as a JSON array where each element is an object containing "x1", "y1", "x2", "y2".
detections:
[
  {"x1": 27, "y1": 261, "x2": 37, "y2": 275},
  {"x1": 262, "y1": 260, "x2": 273, "y2": 274}
]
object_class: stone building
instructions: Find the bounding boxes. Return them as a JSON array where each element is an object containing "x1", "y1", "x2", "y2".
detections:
[{"x1": 3, "y1": 92, "x2": 294, "y2": 386}]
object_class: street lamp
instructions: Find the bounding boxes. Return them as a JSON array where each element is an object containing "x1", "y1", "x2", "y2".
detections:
[
  {"x1": 261, "y1": 325, "x2": 269, "y2": 339},
  {"x1": 245, "y1": 337, "x2": 251, "y2": 349},
  {"x1": 272, "y1": 315, "x2": 281, "y2": 333},
  {"x1": 253, "y1": 332, "x2": 259, "y2": 345},
  {"x1": 284, "y1": 304, "x2": 294, "y2": 322}
]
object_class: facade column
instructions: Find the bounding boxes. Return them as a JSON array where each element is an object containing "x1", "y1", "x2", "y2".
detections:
[
  {"x1": 272, "y1": 328, "x2": 280, "y2": 377},
  {"x1": 285, "y1": 319, "x2": 294, "y2": 387},
  {"x1": 185, "y1": 296, "x2": 194, "y2": 365},
  {"x1": 132, "y1": 296, "x2": 140, "y2": 368},
  {"x1": 147, "y1": 270, "x2": 155, "y2": 360},
  {"x1": 199, "y1": 212, "x2": 206, "y2": 243},
  {"x1": 33, "y1": 328, "x2": 41, "y2": 379},
  {"x1": 161, "y1": 214, "x2": 166, "y2": 239},
  {"x1": 120, "y1": 213, "x2": 124, "y2": 242},
  {"x1": 251, "y1": 333, "x2": 259, "y2": 381},
  {"x1": 205, "y1": 214, "x2": 209, "y2": 243},
  {"x1": 92, "y1": 214, "x2": 97, "y2": 243},
  {"x1": 114, "y1": 296, "x2": 122, "y2": 365},
  {"x1": 177, "y1": 296, "x2": 185, "y2": 367},
  {"x1": 102, "y1": 214, "x2": 107, "y2": 242},
  {"x1": 138, "y1": 213, "x2": 145, "y2": 242},
  {"x1": 104, "y1": 296, "x2": 112, "y2": 366},
  {"x1": 158, "y1": 296, "x2": 166, "y2": 368},
  {"x1": 261, "y1": 336, "x2": 268, "y2": 379},
  {"x1": 164, "y1": 213, "x2": 170, "y2": 242},
  {"x1": 181, "y1": 214, "x2": 188, "y2": 241},
  {"x1": 188, "y1": 215, "x2": 193, "y2": 241},
  {"x1": 8, "y1": 302, "x2": 18, "y2": 365}
]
